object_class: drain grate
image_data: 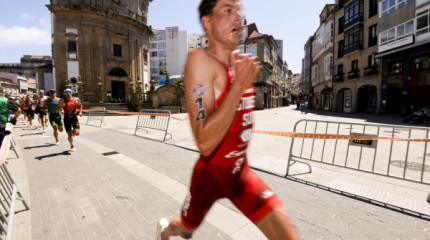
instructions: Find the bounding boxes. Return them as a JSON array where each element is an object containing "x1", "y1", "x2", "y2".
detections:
[
  {"x1": 390, "y1": 160, "x2": 430, "y2": 172},
  {"x1": 102, "y1": 151, "x2": 119, "y2": 156}
]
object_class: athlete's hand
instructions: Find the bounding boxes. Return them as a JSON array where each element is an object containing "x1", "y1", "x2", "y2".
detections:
[{"x1": 229, "y1": 50, "x2": 262, "y2": 91}]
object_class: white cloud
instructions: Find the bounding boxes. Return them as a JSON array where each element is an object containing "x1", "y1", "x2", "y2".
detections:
[
  {"x1": 20, "y1": 13, "x2": 37, "y2": 22},
  {"x1": 0, "y1": 25, "x2": 51, "y2": 46}
]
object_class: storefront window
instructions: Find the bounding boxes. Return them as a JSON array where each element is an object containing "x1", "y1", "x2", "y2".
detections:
[
  {"x1": 388, "y1": 60, "x2": 403, "y2": 75},
  {"x1": 411, "y1": 53, "x2": 430, "y2": 72}
]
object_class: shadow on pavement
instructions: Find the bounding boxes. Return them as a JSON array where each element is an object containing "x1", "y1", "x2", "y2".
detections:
[
  {"x1": 20, "y1": 132, "x2": 42, "y2": 137},
  {"x1": 24, "y1": 143, "x2": 56, "y2": 150},
  {"x1": 35, "y1": 151, "x2": 71, "y2": 160}
]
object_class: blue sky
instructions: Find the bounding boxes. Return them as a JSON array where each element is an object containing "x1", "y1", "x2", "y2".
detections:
[{"x1": 0, "y1": 0, "x2": 332, "y2": 73}]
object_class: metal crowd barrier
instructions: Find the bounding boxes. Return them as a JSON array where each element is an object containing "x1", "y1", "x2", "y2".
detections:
[
  {"x1": 86, "y1": 107, "x2": 106, "y2": 127},
  {"x1": 286, "y1": 119, "x2": 430, "y2": 185},
  {"x1": 0, "y1": 134, "x2": 29, "y2": 240},
  {"x1": 134, "y1": 109, "x2": 172, "y2": 142}
]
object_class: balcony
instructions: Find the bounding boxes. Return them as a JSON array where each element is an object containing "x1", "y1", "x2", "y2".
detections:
[
  {"x1": 334, "y1": 72, "x2": 344, "y2": 82},
  {"x1": 348, "y1": 70, "x2": 360, "y2": 79},
  {"x1": 364, "y1": 66, "x2": 378, "y2": 77}
]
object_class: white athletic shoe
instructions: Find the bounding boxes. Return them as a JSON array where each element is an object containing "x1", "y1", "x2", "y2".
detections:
[
  {"x1": 55, "y1": 141, "x2": 59, "y2": 146},
  {"x1": 155, "y1": 218, "x2": 168, "y2": 240}
]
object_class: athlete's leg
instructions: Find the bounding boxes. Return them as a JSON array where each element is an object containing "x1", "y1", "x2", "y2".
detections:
[
  {"x1": 232, "y1": 166, "x2": 300, "y2": 240},
  {"x1": 40, "y1": 113, "x2": 46, "y2": 132},
  {"x1": 255, "y1": 206, "x2": 300, "y2": 240},
  {"x1": 67, "y1": 131, "x2": 73, "y2": 147},
  {"x1": 52, "y1": 124, "x2": 58, "y2": 142},
  {"x1": 72, "y1": 117, "x2": 80, "y2": 136}
]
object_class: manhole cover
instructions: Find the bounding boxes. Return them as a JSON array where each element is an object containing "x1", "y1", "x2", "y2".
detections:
[{"x1": 390, "y1": 160, "x2": 430, "y2": 172}]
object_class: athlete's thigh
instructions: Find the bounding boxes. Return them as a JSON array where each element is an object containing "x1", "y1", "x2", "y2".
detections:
[
  {"x1": 181, "y1": 161, "x2": 222, "y2": 230},
  {"x1": 231, "y1": 167, "x2": 284, "y2": 224},
  {"x1": 64, "y1": 117, "x2": 72, "y2": 132}
]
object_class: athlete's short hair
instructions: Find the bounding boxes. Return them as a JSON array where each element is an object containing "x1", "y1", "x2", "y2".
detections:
[{"x1": 199, "y1": 0, "x2": 220, "y2": 19}]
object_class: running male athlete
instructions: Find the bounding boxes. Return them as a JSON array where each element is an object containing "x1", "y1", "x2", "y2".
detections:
[
  {"x1": 56, "y1": 88, "x2": 82, "y2": 152},
  {"x1": 155, "y1": 1, "x2": 299, "y2": 240},
  {"x1": 34, "y1": 90, "x2": 48, "y2": 133},
  {"x1": 43, "y1": 89, "x2": 64, "y2": 146}
]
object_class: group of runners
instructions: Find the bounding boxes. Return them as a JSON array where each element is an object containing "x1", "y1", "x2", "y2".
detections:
[{"x1": 18, "y1": 88, "x2": 82, "y2": 152}]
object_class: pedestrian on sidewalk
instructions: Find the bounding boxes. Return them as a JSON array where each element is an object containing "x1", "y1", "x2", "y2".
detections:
[
  {"x1": 44, "y1": 89, "x2": 64, "y2": 146},
  {"x1": 34, "y1": 89, "x2": 49, "y2": 133},
  {"x1": 304, "y1": 100, "x2": 309, "y2": 114},
  {"x1": 300, "y1": 101, "x2": 305, "y2": 114},
  {"x1": 56, "y1": 88, "x2": 82, "y2": 152},
  {"x1": 0, "y1": 87, "x2": 20, "y2": 148},
  {"x1": 155, "y1": 1, "x2": 300, "y2": 240}
]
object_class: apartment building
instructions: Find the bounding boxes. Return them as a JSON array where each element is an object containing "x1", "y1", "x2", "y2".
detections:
[
  {"x1": 149, "y1": 27, "x2": 188, "y2": 84},
  {"x1": 302, "y1": 36, "x2": 314, "y2": 103},
  {"x1": 312, "y1": 4, "x2": 335, "y2": 111},
  {"x1": 333, "y1": 0, "x2": 380, "y2": 113},
  {"x1": 377, "y1": 0, "x2": 430, "y2": 114},
  {"x1": 239, "y1": 22, "x2": 285, "y2": 109}
]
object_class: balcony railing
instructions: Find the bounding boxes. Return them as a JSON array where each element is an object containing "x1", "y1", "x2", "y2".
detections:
[
  {"x1": 348, "y1": 70, "x2": 360, "y2": 79},
  {"x1": 364, "y1": 65, "x2": 378, "y2": 76},
  {"x1": 334, "y1": 72, "x2": 344, "y2": 82}
]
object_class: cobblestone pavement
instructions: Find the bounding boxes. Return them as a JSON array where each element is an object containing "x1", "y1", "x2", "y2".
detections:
[{"x1": 8, "y1": 107, "x2": 430, "y2": 239}]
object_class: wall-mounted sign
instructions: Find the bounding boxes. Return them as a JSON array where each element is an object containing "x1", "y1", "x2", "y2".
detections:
[{"x1": 379, "y1": 35, "x2": 414, "y2": 53}]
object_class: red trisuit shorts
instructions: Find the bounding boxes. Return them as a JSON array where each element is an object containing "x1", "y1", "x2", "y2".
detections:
[{"x1": 180, "y1": 159, "x2": 284, "y2": 230}]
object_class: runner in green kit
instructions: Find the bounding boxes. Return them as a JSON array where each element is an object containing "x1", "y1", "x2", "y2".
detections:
[{"x1": 43, "y1": 89, "x2": 63, "y2": 146}]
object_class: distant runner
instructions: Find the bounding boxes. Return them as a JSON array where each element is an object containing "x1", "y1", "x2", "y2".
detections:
[
  {"x1": 44, "y1": 89, "x2": 63, "y2": 146},
  {"x1": 56, "y1": 88, "x2": 82, "y2": 152},
  {"x1": 34, "y1": 89, "x2": 48, "y2": 132},
  {"x1": 23, "y1": 95, "x2": 35, "y2": 127}
]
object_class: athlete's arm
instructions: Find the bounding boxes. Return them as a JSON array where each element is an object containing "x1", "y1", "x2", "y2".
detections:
[
  {"x1": 184, "y1": 49, "x2": 261, "y2": 156},
  {"x1": 56, "y1": 98, "x2": 64, "y2": 113},
  {"x1": 77, "y1": 98, "x2": 83, "y2": 117},
  {"x1": 43, "y1": 99, "x2": 48, "y2": 113}
]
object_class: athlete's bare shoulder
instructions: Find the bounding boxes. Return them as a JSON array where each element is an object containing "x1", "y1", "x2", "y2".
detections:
[{"x1": 186, "y1": 48, "x2": 212, "y2": 69}]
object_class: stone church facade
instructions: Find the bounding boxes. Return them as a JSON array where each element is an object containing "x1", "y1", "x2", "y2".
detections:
[{"x1": 47, "y1": 0, "x2": 153, "y2": 107}]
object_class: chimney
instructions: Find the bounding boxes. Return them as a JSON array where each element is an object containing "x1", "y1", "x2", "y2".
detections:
[{"x1": 243, "y1": 18, "x2": 247, "y2": 25}]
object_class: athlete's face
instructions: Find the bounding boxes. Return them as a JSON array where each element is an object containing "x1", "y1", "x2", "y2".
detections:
[
  {"x1": 204, "y1": 0, "x2": 243, "y2": 49},
  {"x1": 64, "y1": 91, "x2": 72, "y2": 100},
  {"x1": 49, "y1": 91, "x2": 56, "y2": 98},
  {"x1": 39, "y1": 92, "x2": 45, "y2": 97}
]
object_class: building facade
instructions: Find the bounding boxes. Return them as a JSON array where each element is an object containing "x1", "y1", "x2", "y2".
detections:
[
  {"x1": 238, "y1": 22, "x2": 286, "y2": 109},
  {"x1": 149, "y1": 27, "x2": 188, "y2": 83},
  {"x1": 312, "y1": 4, "x2": 335, "y2": 111},
  {"x1": 47, "y1": 0, "x2": 153, "y2": 104},
  {"x1": 377, "y1": 0, "x2": 430, "y2": 114},
  {"x1": 333, "y1": 0, "x2": 381, "y2": 113},
  {"x1": 0, "y1": 55, "x2": 52, "y2": 79},
  {"x1": 302, "y1": 36, "x2": 314, "y2": 104}
]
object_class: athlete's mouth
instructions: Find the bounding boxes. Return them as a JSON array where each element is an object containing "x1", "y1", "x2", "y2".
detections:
[{"x1": 232, "y1": 25, "x2": 241, "y2": 33}]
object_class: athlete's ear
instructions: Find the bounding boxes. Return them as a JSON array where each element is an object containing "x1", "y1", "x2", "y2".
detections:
[{"x1": 201, "y1": 16, "x2": 211, "y2": 32}]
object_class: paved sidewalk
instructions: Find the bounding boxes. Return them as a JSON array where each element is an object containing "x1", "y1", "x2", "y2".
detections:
[{"x1": 7, "y1": 106, "x2": 430, "y2": 239}]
